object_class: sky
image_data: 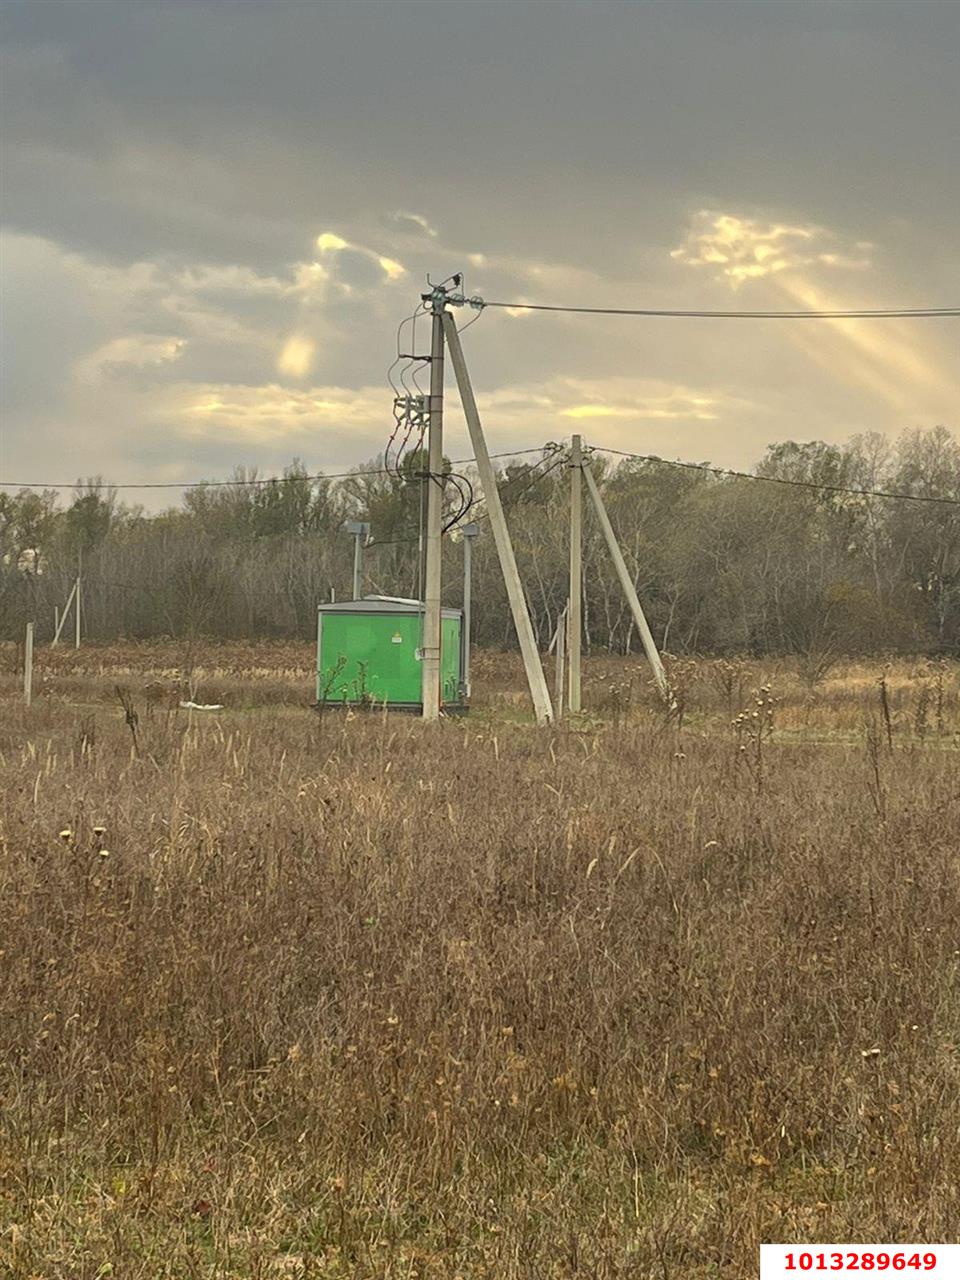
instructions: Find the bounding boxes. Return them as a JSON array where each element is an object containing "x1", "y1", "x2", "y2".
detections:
[{"x1": 1, "y1": 0, "x2": 958, "y2": 504}]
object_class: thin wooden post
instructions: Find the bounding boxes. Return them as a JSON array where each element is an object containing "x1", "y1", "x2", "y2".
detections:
[
  {"x1": 74, "y1": 575, "x2": 81, "y2": 650},
  {"x1": 582, "y1": 456, "x2": 668, "y2": 698},
  {"x1": 24, "y1": 623, "x2": 34, "y2": 706},
  {"x1": 442, "y1": 311, "x2": 553, "y2": 724},
  {"x1": 554, "y1": 601, "x2": 567, "y2": 718},
  {"x1": 569, "y1": 434, "x2": 583, "y2": 713}
]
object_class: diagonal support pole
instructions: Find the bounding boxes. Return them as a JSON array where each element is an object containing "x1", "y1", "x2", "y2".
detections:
[
  {"x1": 582, "y1": 455, "x2": 669, "y2": 700},
  {"x1": 442, "y1": 312, "x2": 553, "y2": 725},
  {"x1": 52, "y1": 579, "x2": 78, "y2": 647}
]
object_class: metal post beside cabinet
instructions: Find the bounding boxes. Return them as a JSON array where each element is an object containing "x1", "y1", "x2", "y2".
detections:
[{"x1": 461, "y1": 522, "x2": 479, "y2": 699}]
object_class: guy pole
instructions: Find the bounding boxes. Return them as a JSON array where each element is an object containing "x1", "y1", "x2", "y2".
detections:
[
  {"x1": 421, "y1": 287, "x2": 445, "y2": 721},
  {"x1": 582, "y1": 454, "x2": 669, "y2": 699},
  {"x1": 52, "y1": 580, "x2": 77, "y2": 647},
  {"x1": 568, "y1": 434, "x2": 583, "y2": 713},
  {"x1": 442, "y1": 311, "x2": 553, "y2": 724}
]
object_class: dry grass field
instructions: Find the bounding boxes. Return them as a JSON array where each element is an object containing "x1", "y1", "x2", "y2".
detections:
[{"x1": 1, "y1": 643, "x2": 958, "y2": 1279}]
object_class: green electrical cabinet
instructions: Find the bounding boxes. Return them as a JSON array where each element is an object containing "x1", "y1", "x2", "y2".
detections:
[{"x1": 316, "y1": 597, "x2": 463, "y2": 711}]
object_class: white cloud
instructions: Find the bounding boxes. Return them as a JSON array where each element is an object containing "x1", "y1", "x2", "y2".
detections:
[
  {"x1": 387, "y1": 210, "x2": 438, "y2": 238},
  {"x1": 75, "y1": 333, "x2": 186, "y2": 383},
  {"x1": 173, "y1": 264, "x2": 291, "y2": 296}
]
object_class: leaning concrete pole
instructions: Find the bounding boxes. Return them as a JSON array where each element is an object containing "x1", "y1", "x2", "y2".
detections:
[
  {"x1": 582, "y1": 457, "x2": 669, "y2": 699},
  {"x1": 421, "y1": 298, "x2": 445, "y2": 721},
  {"x1": 442, "y1": 312, "x2": 553, "y2": 724}
]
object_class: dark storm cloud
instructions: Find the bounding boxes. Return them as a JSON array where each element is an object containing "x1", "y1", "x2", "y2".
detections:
[{"x1": 1, "y1": 0, "x2": 957, "y2": 496}]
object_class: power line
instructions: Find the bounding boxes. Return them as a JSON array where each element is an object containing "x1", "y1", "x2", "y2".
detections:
[
  {"x1": 0, "y1": 447, "x2": 552, "y2": 493},
  {"x1": 478, "y1": 301, "x2": 960, "y2": 319},
  {"x1": 5, "y1": 443, "x2": 957, "y2": 507},
  {"x1": 595, "y1": 447, "x2": 960, "y2": 506}
]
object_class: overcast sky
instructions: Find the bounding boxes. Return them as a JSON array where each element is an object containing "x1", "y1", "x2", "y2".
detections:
[{"x1": 1, "y1": 0, "x2": 958, "y2": 502}]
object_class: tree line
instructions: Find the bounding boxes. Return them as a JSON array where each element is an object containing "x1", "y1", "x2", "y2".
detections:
[{"x1": 2, "y1": 425, "x2": 958, "y2": 660}]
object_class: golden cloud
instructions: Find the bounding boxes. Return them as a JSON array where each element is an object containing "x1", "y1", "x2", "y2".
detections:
[
  {"x1": 179, "y1": 382, "x2": 388, "y2": 442},
  {"x1": 475, "y1": 376, "x2": 731, "y2": 431},
  {"x1": 377, "y1": 256, "x2": 406, "y2": 281},
  {"x1": 672, "y1": 211, "x2": 872, "y2": 287},
  {"x1": 315, "y1": 232, "x2": 349, "y2": 253},
  {"x1": 670, "y1": 210, "x2": 957, "y2": 419},
  {"x1": 276, "y1": 334, "x2": 317, "y2": 379},
  {"x1": 561, "y1": 402, "x2": 718, "y2": 422}
]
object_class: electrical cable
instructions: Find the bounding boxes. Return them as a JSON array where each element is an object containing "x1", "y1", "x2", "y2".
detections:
[
  {"x1": 467, "y1": 448, "x2": 568, "y2": 533},
  {"x1": 386, "y1": 302, "x2": 431, "y2": 479},
  {"x1": 441, "y1": 471, "x2": 475, "y2": 532},
  {"x1": 455, "y1": 305, "x2": 484, "y2": 336},
  {"x1": 593, "y1": 447, "x2": 960, "y2": 506},
  {"x1": 476, "y1": 301, "x2": 960, "y2": 320},
  {"x1": 0, "y1": 447, "x2": 553, "y2": 492}
]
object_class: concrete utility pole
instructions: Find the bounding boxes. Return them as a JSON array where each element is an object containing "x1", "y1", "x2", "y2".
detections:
[
  {"x1": 75, "y1": 568, "x2": 81, "y2": 650},
  {"x1": 24, "y1": 622, "x2": 34, "y2": 707},
  {"x1": 421, "y1": 289, "x2": 446, "y2": 721},
  {"x1": 568, "y1": 434, "x2": 583, "y2": 713},
  {"x1": 582, "y1": 456, "x2": 669, "y2": 699},
  {"x1": 442, "y1": 311, "x2": 553, "y2": 724},
  {"x1": 460, "y1": 522, "x2": 479, "y2": 700}
]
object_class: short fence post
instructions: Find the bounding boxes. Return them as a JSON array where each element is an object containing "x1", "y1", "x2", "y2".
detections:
[
  {"x1": 24, "y1": 622, "x2": 34, "y2": 707},
  {"x1": 555, "y1": 601, "x2": 568, "y2": 718}
]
